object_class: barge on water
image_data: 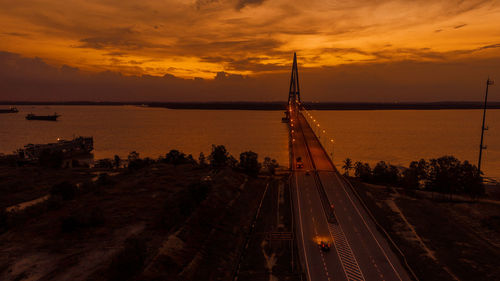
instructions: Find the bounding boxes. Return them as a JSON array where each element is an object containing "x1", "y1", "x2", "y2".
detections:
[
  {"x1": 26, "y1": 113, "x2": 60, "y2": 121},
  {"x1": 0, "y1": 107, "x2": 19, "y2": 113},
  {"x1": 17, "y1": 136, "x2": 93, "y2": 161}
]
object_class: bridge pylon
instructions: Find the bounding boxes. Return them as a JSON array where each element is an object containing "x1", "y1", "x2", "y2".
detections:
[{"x1": 282, "y1": 52, "x2": 301, "y2": 123}]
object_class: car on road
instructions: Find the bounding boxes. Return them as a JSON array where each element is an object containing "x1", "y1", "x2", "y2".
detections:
[
  {"x1": 319, "y1": 241, "x2": 331, "y2": 252},
  {"x1": 296, "y1": 157, "x2": 303, "y2": 169}
]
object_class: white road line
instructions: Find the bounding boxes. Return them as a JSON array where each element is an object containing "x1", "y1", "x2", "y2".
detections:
[
  {"x1": 332, "y1": 172, "x2": 403, "y2": 281},
  {"x1": 295, "y1": 163, "x2": 313, "y2": 281},
  {"x1": 328, "y1": 223, "x2": 365, "y2": 281}
]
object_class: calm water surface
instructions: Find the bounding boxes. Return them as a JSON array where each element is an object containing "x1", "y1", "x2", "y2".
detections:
[
  {"x1": 0, "y1": 106, "x2": 289, "y2": 165},
  {"x1": 0, "y1": 106, "x2": 498, "y2": 179},
  {"x1": 311, "y1": 110, "x2": 499, "y2": 180}
]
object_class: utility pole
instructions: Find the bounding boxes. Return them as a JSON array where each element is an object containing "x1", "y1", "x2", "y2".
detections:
[{"x1": 478, "y1": 77, "x2": 494, "y2": 175}]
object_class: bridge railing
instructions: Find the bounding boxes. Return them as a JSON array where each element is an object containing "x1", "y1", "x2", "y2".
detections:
[{"x1": 300, "y1": 107, "x2": 336, "y2": 165}]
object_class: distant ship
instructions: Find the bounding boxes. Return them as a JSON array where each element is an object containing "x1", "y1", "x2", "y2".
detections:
[
  {"x1": 26, "y1": 113, "x2": 60, "y2": 121},
  {"x1": 0, "y1": 107, "x2": 19, "y2": 113}
]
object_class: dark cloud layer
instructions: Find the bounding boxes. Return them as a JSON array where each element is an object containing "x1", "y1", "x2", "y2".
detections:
[{"x1": 1, "y1": 51, "x2": 498, "y2": 102}]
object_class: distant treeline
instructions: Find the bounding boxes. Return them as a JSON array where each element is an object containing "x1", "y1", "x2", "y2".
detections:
[
  {"x1": 2, "y1": 101, "x2": 500, "y2": 110},
  {"x1": 343, "y1": 156, "x2": 484, "y2": 199}
]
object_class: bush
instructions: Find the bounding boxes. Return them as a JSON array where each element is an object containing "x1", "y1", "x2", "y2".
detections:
[
  {"x1": 239, "y1": 151, "x2": 261, "y2": 177},
  {"x1": 50, "y1": 181, "x2": 78, "y2": 200},
  {"x1": 263, "y1": 157, "x2": 279, "y2": 175}
]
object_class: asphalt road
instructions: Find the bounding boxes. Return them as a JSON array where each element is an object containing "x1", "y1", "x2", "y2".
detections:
[{"x1": 290, "y1": 111, "x2": 412, "y2": 281}]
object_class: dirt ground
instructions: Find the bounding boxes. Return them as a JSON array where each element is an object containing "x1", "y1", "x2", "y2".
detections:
[
  {"x1": 0, "y1": 163, "x2": 276, "y2": 281},
  {"x1": 235, "y1": 173, "x2": 302, "y2": 281},
  {"x1": 349, "y1": 179, "x2": 500, "y2": 281}
]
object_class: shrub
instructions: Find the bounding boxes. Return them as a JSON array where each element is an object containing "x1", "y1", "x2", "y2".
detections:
[
  {"x1": 239, "y1": 151, "x2": 261, "y2": 177},
  {"x1": 263, "y1": 157, "x2": 279, "y2": 175}
]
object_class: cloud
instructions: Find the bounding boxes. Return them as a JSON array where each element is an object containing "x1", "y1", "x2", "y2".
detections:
[
  {"x1": 0, "y1": 0, "x2": 499, "y2": 88},
  {"x1": 236, "y1": 0, "x2": 266, "y2": 10},
  {"x1": 1, "y1": 51, "x2": 499, "y2": 102}
]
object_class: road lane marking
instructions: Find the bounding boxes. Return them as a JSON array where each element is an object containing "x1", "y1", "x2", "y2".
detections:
[
  {"x1": 332, "y1": 172, "x2": 403, "y2": 281},
  {"x1": 294, "y1": 171, "x2": 313, "y2": 281},
  {"x1": 328, "y1": 223, "x2": 366, "y2": 281}
]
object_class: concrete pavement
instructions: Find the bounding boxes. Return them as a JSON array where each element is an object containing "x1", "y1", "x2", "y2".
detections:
[{"x1": 290, "y1": 112, "x2": 412, "y2": 281}]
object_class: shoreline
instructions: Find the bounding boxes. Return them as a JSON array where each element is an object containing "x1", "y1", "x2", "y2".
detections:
[{"x1": 2, "y1": 101, "x2": 500, "y2": 110}]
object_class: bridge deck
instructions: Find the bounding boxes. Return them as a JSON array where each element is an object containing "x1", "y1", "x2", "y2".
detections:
[{"x1": 291, "y1": 112, "x2": 412, "y2": 281}]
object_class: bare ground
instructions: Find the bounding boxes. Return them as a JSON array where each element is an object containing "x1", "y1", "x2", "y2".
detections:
[
  {"x1": 0, "y1": 163, "x2": 277, "y2": 281},
  {"x1": 349, "y1": 179, "x2": 500, "y2": 281}
]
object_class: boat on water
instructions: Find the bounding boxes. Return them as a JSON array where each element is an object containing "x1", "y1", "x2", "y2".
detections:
[
  {"x1": 17, "y1": 136, "x2": 94, "y2": 161},
  {"x1": 0, "y1": 107, "x2": 19, "y2": 113},
  {"x1": 26, "y1": 113, "x2": 60, "y2": 121}
]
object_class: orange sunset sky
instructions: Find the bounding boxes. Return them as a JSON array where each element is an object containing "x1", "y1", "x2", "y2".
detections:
[{"x1": 0, "y1": 0, "x2": 499, "y2": 101}]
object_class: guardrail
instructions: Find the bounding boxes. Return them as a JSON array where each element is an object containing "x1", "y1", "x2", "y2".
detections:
[
  {"x1": 301, "y1": 108, "x2": 336, "y2": 165},
  {"x1": 299, "y1": 107, "x2": 420, "y2": 281}
]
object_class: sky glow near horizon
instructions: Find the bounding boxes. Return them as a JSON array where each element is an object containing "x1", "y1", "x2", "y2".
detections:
[{"x1": 1, "y1": 0, "x2": 499, "y2": 79}]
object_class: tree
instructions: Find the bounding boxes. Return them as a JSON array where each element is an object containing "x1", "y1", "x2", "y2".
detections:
[
  {"x1": 209, "y1": 145, "x2": 229, "y2": 169},
  {"x1": 127, "y1": 151, "x2": 146, "y2": 171},
  {"x1": 113, "y1": 155, "x2": 121, "y2": 169},
  {"x1": 198, "y1": 152, "x2": 206, "y2": 167},
  {"x1": 239, "y1": 151, "x2": 261, "y2": 177},
  {"x1": 165, "y1": 149, "x2": 186, "y2": 166},
  {"x1": 354, "y1": 161, "x2": 372, "y2": 182},
  {"x1": 426, "y1": 156, "x2": 461, "y2": 199},
  {"x1": 227, "y1": 155, "x2": 238, "y2": 168},
  {"x1": 128, "y1": 151, "x2": 139, "y2": 162},
  {"x1": 458, "y1": 160, "x2": 484, "y2": 199},
  {"x1": 263, "y1": 157, "x2": 279, "y2": 175},
  {"x1": 372, "y1": 161, "x2": 400, "y2": 185},
  {"x1": 402, "y1": 159, "x2": 428, "y2": 190},
  {"x1": 342, "y1": 158, "x2": 353, "y2": 176}
]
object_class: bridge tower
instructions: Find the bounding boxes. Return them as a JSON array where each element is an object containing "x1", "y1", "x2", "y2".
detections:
[{"x1": 283, "y1": 52, "x2": 301, "y2": 122}]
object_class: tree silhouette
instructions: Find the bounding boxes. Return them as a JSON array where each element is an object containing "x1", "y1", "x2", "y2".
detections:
[
  {"x1": 209, "y1": 145, "x2": 229, "y2": 169},
  {"x1": 239, "y1": 151, "x2": 261, "y2": 177},
  {"x1": 342, "y1": 158, "x2": 353, "y2": 176}
]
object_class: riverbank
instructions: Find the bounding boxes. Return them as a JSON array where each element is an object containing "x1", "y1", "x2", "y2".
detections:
[
  {"x1": 0, "y1": 161, "x2": 286, "y2": 280},
  {"x1": 348, "y1": 178, "x2": 500, "y2": 281},
  {"x1": 2, "y1": 101, "x2": 500, "y2": 110}
]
